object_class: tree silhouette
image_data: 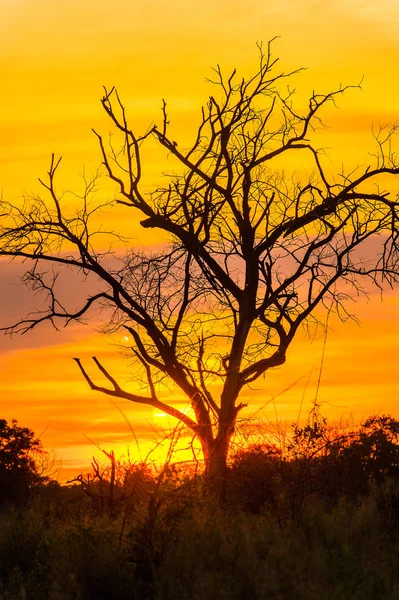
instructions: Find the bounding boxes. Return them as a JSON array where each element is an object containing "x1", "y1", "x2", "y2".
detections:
[
  {"x1": 0, "y1": 419, "x2": 44, "y2": 505},
  {"x1": 1, "y1": 41, "x2": 399, "y2": 477}
]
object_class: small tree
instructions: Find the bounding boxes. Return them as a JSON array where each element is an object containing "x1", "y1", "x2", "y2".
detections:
[
  {"x1": 1, "y1": 41, "x2": 399, "y2": 477},
  {"x1": 0, "y1": 419, "x2": 45, "y2": 505}
]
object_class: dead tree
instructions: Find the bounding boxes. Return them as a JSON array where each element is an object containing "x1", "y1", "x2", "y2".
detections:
[
  {"x1": 1, "y1": 41, "x2": 399, "y2": 478},
  {"x1": 68, "y1": 449, "x2": 153, "y2": 516}
]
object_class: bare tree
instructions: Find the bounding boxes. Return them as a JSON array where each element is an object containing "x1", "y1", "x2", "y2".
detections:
[{"x1": 1, "y1": 41, "x2": 399, "y2": 477}]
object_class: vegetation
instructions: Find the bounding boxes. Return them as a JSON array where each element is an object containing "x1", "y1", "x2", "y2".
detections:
[
  {"x1": 2, "y1": 411, "x2": 399, "y2": 598},
  {"x1": 0, "y1": 419, "x2": 47, "y2": 506},
  {"x1": 2, "y1": 42, "x2": 399, "y2": 475}
]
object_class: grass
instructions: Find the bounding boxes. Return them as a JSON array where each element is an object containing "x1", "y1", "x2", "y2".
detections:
[
  {"x1": 2, "y1": 411, "x2": 399, "y2": 599},
  {"x1": 0, "y1": 479, "x2": 398, "y2": 599}
]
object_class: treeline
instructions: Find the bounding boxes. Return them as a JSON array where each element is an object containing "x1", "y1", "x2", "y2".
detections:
[{"x1": 1, "y1": 410, "x2": 399, "y2": 598}]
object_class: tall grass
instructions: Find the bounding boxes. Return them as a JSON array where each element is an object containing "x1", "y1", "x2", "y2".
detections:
[
  {"x1": 2, "y1": 411, "x2": 399, "y2": 599},
  {"x1": 1, "y1": 484, "x2": 399, "y2": 599}
]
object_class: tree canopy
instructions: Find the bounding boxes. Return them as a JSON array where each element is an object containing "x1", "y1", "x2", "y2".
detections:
[{"x1": 0, "y1": 419, "x2": 44, "y2": 505}]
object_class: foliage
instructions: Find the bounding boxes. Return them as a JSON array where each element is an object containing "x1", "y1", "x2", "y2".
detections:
[
  {"x1": 0, "y1": 418, "x2": 46, "y2": 506},
  {"x1": 1, "y1": 411, "x2": 399, "y2": 597},
  {"x1": 0, "y1": 477, "x2": 399, "y2": 598},
  {"x1": 226, "y1": 410, "x2": 399, "y2": 516}
]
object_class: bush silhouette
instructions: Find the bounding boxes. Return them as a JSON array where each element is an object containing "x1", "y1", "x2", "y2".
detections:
[{"x1": 226, "y1": 413, "x2": 399, "y2": 516}]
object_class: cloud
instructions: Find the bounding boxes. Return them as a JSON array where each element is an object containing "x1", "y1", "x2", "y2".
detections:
[{"x1": 0, "y1": 257, "x2": 106, "y2": 352}]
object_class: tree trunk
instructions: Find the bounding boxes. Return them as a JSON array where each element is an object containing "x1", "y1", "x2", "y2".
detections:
[{"x1": 202, "y1": 434, "x2": 231, "y2": 482}]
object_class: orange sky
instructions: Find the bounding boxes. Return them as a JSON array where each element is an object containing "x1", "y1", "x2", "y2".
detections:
[{"x1": 1, "y1": 0, "x2": 399, "y2": 481}]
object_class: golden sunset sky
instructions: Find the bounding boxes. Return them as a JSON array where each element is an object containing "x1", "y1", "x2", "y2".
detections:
[{"x1": 1, "y1": 0, "x2": 399, "y2": 480}]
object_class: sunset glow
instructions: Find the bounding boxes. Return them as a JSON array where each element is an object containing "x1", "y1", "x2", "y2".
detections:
[{"x1": 1, "y1": 0, "x2": 399, "y2": 481}]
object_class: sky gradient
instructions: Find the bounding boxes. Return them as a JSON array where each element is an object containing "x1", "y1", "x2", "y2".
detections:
[{"x1": 1, "y1": 0, "x2": 399, "y2": 480}]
